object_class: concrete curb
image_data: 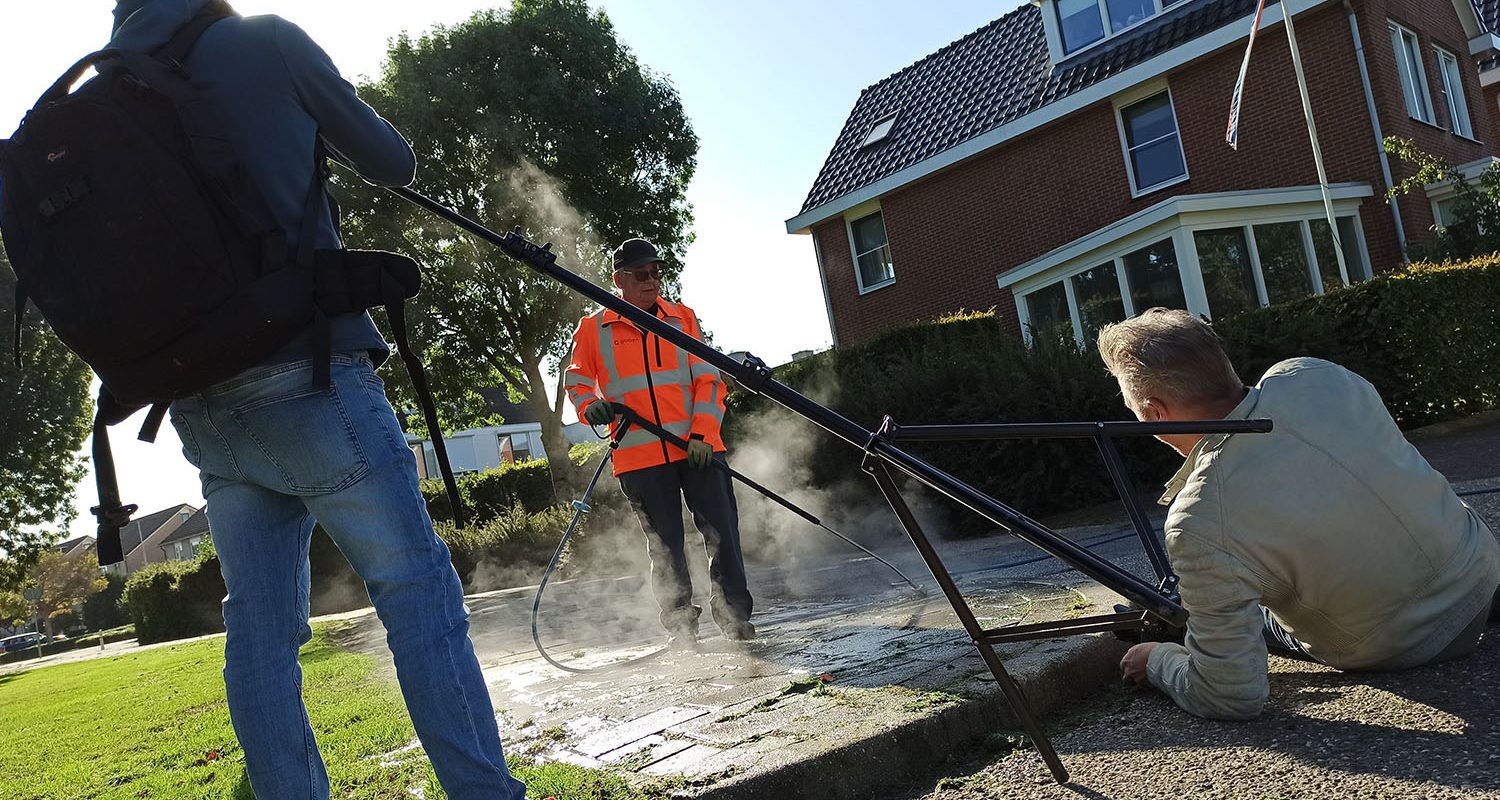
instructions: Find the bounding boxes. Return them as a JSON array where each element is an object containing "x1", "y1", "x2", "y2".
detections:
[
  {"x1": 693, "y1": 631, "x2": 1128, "y2": 800},
  {"x1": 1403, "y1": 409, "x2": 1500, "y2": 442}
]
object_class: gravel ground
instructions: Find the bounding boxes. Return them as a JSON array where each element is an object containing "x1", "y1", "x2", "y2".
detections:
[{"x1": 890, "y1": 629, "x2": 1498, "y2": 800}]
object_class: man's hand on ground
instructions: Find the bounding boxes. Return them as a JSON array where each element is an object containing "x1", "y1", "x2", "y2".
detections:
[
  {"x1": 687, "y1": 440, "x2": 713, "y2": 468},
  {"x1": 583, "y1": 402, "x2": 616, "y2": 425},
  {"x1": 1120, "y1": 642, "x2": 1158, "y2": 685}
]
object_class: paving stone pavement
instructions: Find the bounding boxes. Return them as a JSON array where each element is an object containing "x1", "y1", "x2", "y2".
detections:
[{"x1": 341, "y1": 525, "x2": 1141, "y2": 794}]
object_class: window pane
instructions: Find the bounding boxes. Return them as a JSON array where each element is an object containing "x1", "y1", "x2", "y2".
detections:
[
  {"x1": 1070, "y1": 262, "x2": 1126, "y2": 340},
  {"x1": 1194, "y1": 227, "x2": 1260, "y2": 319},
  {"x1": 1058, "y1": 0, "x2": 1105, "y2": 53},
  {"x1": 857, "y1": 245, "x2": 894, "y2": 288},
  {"x1": 850, "y1": 212, "x2": 888, "y2": 255},
  {"x1": 1106, "y1": 0, "x2": 1154, "y2": 32},
  {"x1": 1308, "y1": 218, "x2": 1347, "y2": 292},
  {"x1": 1122, "y1": 94, "x2": 1177, "y2": 147},
  {"x1": 1337, "y1": 217, "x2": 1367, "y2": 281},
  {"x1": 1123, "y1": 93, "x2": 1186, "y2": 190},
  {"x1": 1253, "y1": 222, "x2": 1313, "y2": 304},
  {"x1": 1440, "y1": 53, "x2": 1472, "y2": 137},
  {"x1": 1400, "y1": 31, "x2": 1433, "y2": 123},
  {"x1": 1435, "y1": 197, "x2": 1456, "y2": 228},
  {"x1": 1130, "y1": 136, "x2": 1187, "y2": 189},
  {"x1": 1123, "y1": 238, "x2": 1186, "y2": 311},
  {"x1": 1025, "y1": 282, "x2": 1072, "y2": 339},
  {"x1": 1391, "y1": 28, "x2": 1422, "y2": 119}
]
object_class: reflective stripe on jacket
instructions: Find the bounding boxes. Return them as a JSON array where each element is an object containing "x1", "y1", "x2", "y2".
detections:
[{"x1": 565, "y1": 298, "x2": 727, "y2": 475}]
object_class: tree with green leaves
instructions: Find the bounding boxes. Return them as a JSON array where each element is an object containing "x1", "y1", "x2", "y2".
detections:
[
  {"x1": 1, "y1": 252, "x2": 94, "y2": 586},
  {"x1": 0, "y1": 590, "x2": 29, "y2": 628},
  {"x1": 29, "y1": 549, "x2": 106, "y2": 638},
  {"x1": 337, "y1": 0, "x2": 697, "y2": 481},
  {"x1": 1386, "y1": 136, "x2": 1500, "y2": 262}
]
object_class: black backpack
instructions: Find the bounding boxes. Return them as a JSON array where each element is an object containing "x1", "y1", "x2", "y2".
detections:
[{"x1": 0, "y1": 5, "x2": 462, "y2": 563}]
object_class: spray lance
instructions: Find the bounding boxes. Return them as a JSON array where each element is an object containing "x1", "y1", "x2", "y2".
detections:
[{"x1": 531, "y1": 402, "x2": 926, "y2": 674}]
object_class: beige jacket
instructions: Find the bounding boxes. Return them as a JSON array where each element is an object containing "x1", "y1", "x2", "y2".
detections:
[{"x1": 1146, "y1": 358, "x2": 1499, "y2": 720}]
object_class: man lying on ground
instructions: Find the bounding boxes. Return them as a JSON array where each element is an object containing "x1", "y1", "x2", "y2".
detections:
[{"x1": 1097, "y1": 308, "x2": 1499, "y2": 720}]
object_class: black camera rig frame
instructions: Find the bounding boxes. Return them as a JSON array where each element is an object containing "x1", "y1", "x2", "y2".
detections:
[{"x1": 388, "y1": 184, "x2": 1272, "y2": 783}]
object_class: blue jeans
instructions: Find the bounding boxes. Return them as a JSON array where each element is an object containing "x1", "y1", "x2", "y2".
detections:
[{"x1": 169, "y1": 352, "x2": 525, "y2": 800}]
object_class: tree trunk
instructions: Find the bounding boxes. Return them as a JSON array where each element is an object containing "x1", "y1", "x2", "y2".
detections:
[{"x1": 521, "y1": 360, "x2": 578, "y2": 503}]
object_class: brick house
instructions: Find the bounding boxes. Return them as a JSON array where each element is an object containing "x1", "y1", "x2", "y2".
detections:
[{"x1": 787, "y1": 0, "x2": 1500, "y2": 345}]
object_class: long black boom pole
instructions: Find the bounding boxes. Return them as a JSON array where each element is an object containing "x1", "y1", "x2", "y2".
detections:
[{"x1": 386, "y1": 185, "x2": 1201, "y2": 624}]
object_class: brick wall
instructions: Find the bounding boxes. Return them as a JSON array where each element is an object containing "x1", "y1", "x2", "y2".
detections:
[{"x1": 814, "y1": 0, "x2": 1495, "y2": 346}]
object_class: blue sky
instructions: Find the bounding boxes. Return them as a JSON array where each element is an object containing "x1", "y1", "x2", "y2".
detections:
[{"x1": 0, "y1": 0, "x2": 1019, "y2": 537}]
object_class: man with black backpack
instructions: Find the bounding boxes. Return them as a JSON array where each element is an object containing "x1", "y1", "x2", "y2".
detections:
[{"x1": 0, "y1": 2, "x2": 525, "y2": 797}]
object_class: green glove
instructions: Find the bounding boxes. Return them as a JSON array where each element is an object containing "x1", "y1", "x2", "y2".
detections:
[
  {"x1": 686, "y1": 439, "x2": 713, "y2": 469},
  {"x1": 583, "y1": 402, "x2": 616, "y2": 425}
]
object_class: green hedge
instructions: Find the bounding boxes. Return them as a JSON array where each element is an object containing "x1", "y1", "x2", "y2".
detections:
[
  {"x1": 439, "y1": 504, "x2": 578, "y2": 590},
  {"x1": 81, "y1": 573, "x2": 129, "y2": 632},
  {"x1": 727, "y1": 311, "x2": 1178, "y2": 534},
  {"x1": 724, "y1": 257, "x2": 1500, "y2": 534},
  {"x1": 123, "y1": 558, "x2": 227, "y2": 645},
  {"x1": 422, "y1": 458, "x2": 558, "y2": 523},
  {"x1": 1217, "y1": 257, "x2": 1500, "y2": 428}
]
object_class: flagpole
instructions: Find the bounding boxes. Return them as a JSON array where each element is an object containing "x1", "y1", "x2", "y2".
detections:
[{"x1": 1283, "y1": 4, "x2": 1351, "y2": 287}]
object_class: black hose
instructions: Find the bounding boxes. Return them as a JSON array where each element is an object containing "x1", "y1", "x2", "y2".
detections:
[
  {"x1": 530, "y1": 407, "x2": 928, "y2": 673},
  {"x1": 529, "y1": 439, "x2": 668, "y2": 675},
  {"x1": 603, "y1": 403, "x2": 927, "y2": 595}
]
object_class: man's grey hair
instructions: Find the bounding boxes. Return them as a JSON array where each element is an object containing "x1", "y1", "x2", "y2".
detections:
[{"x1": 1096, "y1": 308, "x2": 1243, "y2": 408}]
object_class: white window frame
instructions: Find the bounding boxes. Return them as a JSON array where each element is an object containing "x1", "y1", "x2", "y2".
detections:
[
  {"x1": 845, "y1": 203, "x2": 896, "y2": 294},
  {"x1": 1390, "y1": 22, "x2": 1437, "y2": 125},
  {"x1": 1114, "y1": 85, "x2": 1189, "y2": 198},
  {"x1": 1014, "y1": 208, "x2": 1371, "y2": 341},
  {"x1": 1052, "y1": 0, "x2": 1179, "y2": 59},
  {"x1": 1434, "y1": 47, "x2": 1476, "y2": 140}
]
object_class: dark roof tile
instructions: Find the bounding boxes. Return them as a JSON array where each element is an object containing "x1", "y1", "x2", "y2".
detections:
[
  {"x1": 798, "y1": 0, "x2": 1264, "y2": 216},
  {"x1": 159, "y1": 509, "x2": 211, "y2": 546}
]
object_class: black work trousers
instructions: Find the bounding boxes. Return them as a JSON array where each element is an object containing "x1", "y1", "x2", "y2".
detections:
[{"x1": 617, "y1": 455, "x2": 753, "y2": 636}]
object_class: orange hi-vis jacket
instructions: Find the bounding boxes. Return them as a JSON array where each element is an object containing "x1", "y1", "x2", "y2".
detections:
[{"x1": 565, "y1": 298, "x2": 728, "y2": 475}]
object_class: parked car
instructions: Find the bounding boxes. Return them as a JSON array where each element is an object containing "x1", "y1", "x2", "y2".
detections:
[{"x1": 0, "y1": 632, "x2": 46, "y2": 652}]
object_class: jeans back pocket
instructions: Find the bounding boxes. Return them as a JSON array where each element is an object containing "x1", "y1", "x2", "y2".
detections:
[{"x1": 229, "y1": 385, "x2": 370, "y2": 494}]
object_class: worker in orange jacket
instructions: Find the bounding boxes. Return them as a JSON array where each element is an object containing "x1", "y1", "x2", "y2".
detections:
[{"x1": 565, "y1": 238, "x2": 754, "y2": 645}]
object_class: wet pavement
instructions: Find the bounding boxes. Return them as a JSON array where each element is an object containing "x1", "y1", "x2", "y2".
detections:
[{"x1": 340, "y1": 524, "x2": 1147, "y2": 793}]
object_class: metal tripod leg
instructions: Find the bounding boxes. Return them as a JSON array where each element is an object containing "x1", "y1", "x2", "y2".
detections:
[{"x1": 865, "y1": 460, "x2": 1069, "y2": 784}]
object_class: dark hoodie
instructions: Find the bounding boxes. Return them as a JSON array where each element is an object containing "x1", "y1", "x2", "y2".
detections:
[{"x1": 109, "y1": 0, "x2": 418, "y2": 363}]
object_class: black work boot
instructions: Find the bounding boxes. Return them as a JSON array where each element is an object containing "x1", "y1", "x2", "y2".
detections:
[
  {"x1": 721, "y1": 619, "x2": 757, "y2": 642},
  {"x1": 665, "y1": 605, "x2": 702, "y2": 650}
]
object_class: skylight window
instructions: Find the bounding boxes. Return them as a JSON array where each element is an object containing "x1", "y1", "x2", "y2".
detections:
[{"x1": 861, "y1": 112, "x2": 898, "y2": 147}]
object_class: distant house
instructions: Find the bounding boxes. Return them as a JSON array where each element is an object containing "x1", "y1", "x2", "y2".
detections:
[
  {"x1": 157, "y1": 508, "x2": 212, "y2": 563},
  {"x1": 102, "y1": 504, "x2": 198, "y2": 577},
  {"x1": 406, "y1": 385, "x2": 551, "y2": 477},
  {"x1": 52, "y1": 536, "x2": 96, "y2": 559},
  {"x1": 788, "y1": 0, "x2": 1499, "y2": 346}
]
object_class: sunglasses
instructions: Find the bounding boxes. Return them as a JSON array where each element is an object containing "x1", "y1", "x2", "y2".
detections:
[{"x1": 617, "y1": 267, "x2": 662, "y2": 282}]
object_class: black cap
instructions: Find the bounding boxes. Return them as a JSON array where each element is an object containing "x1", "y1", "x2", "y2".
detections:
[{"x1": 613, "y1": 238, "x2": 661, "y2": 272}]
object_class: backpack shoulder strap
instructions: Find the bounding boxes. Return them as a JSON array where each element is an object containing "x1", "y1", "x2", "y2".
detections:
[{"x1": 155, "y1": 2, "x2": 237, "y2": 64}]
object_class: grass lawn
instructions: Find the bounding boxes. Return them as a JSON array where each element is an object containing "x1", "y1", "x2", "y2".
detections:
[{"x1": 0, "y1": 622, "x2": 666, "y2": 800}]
